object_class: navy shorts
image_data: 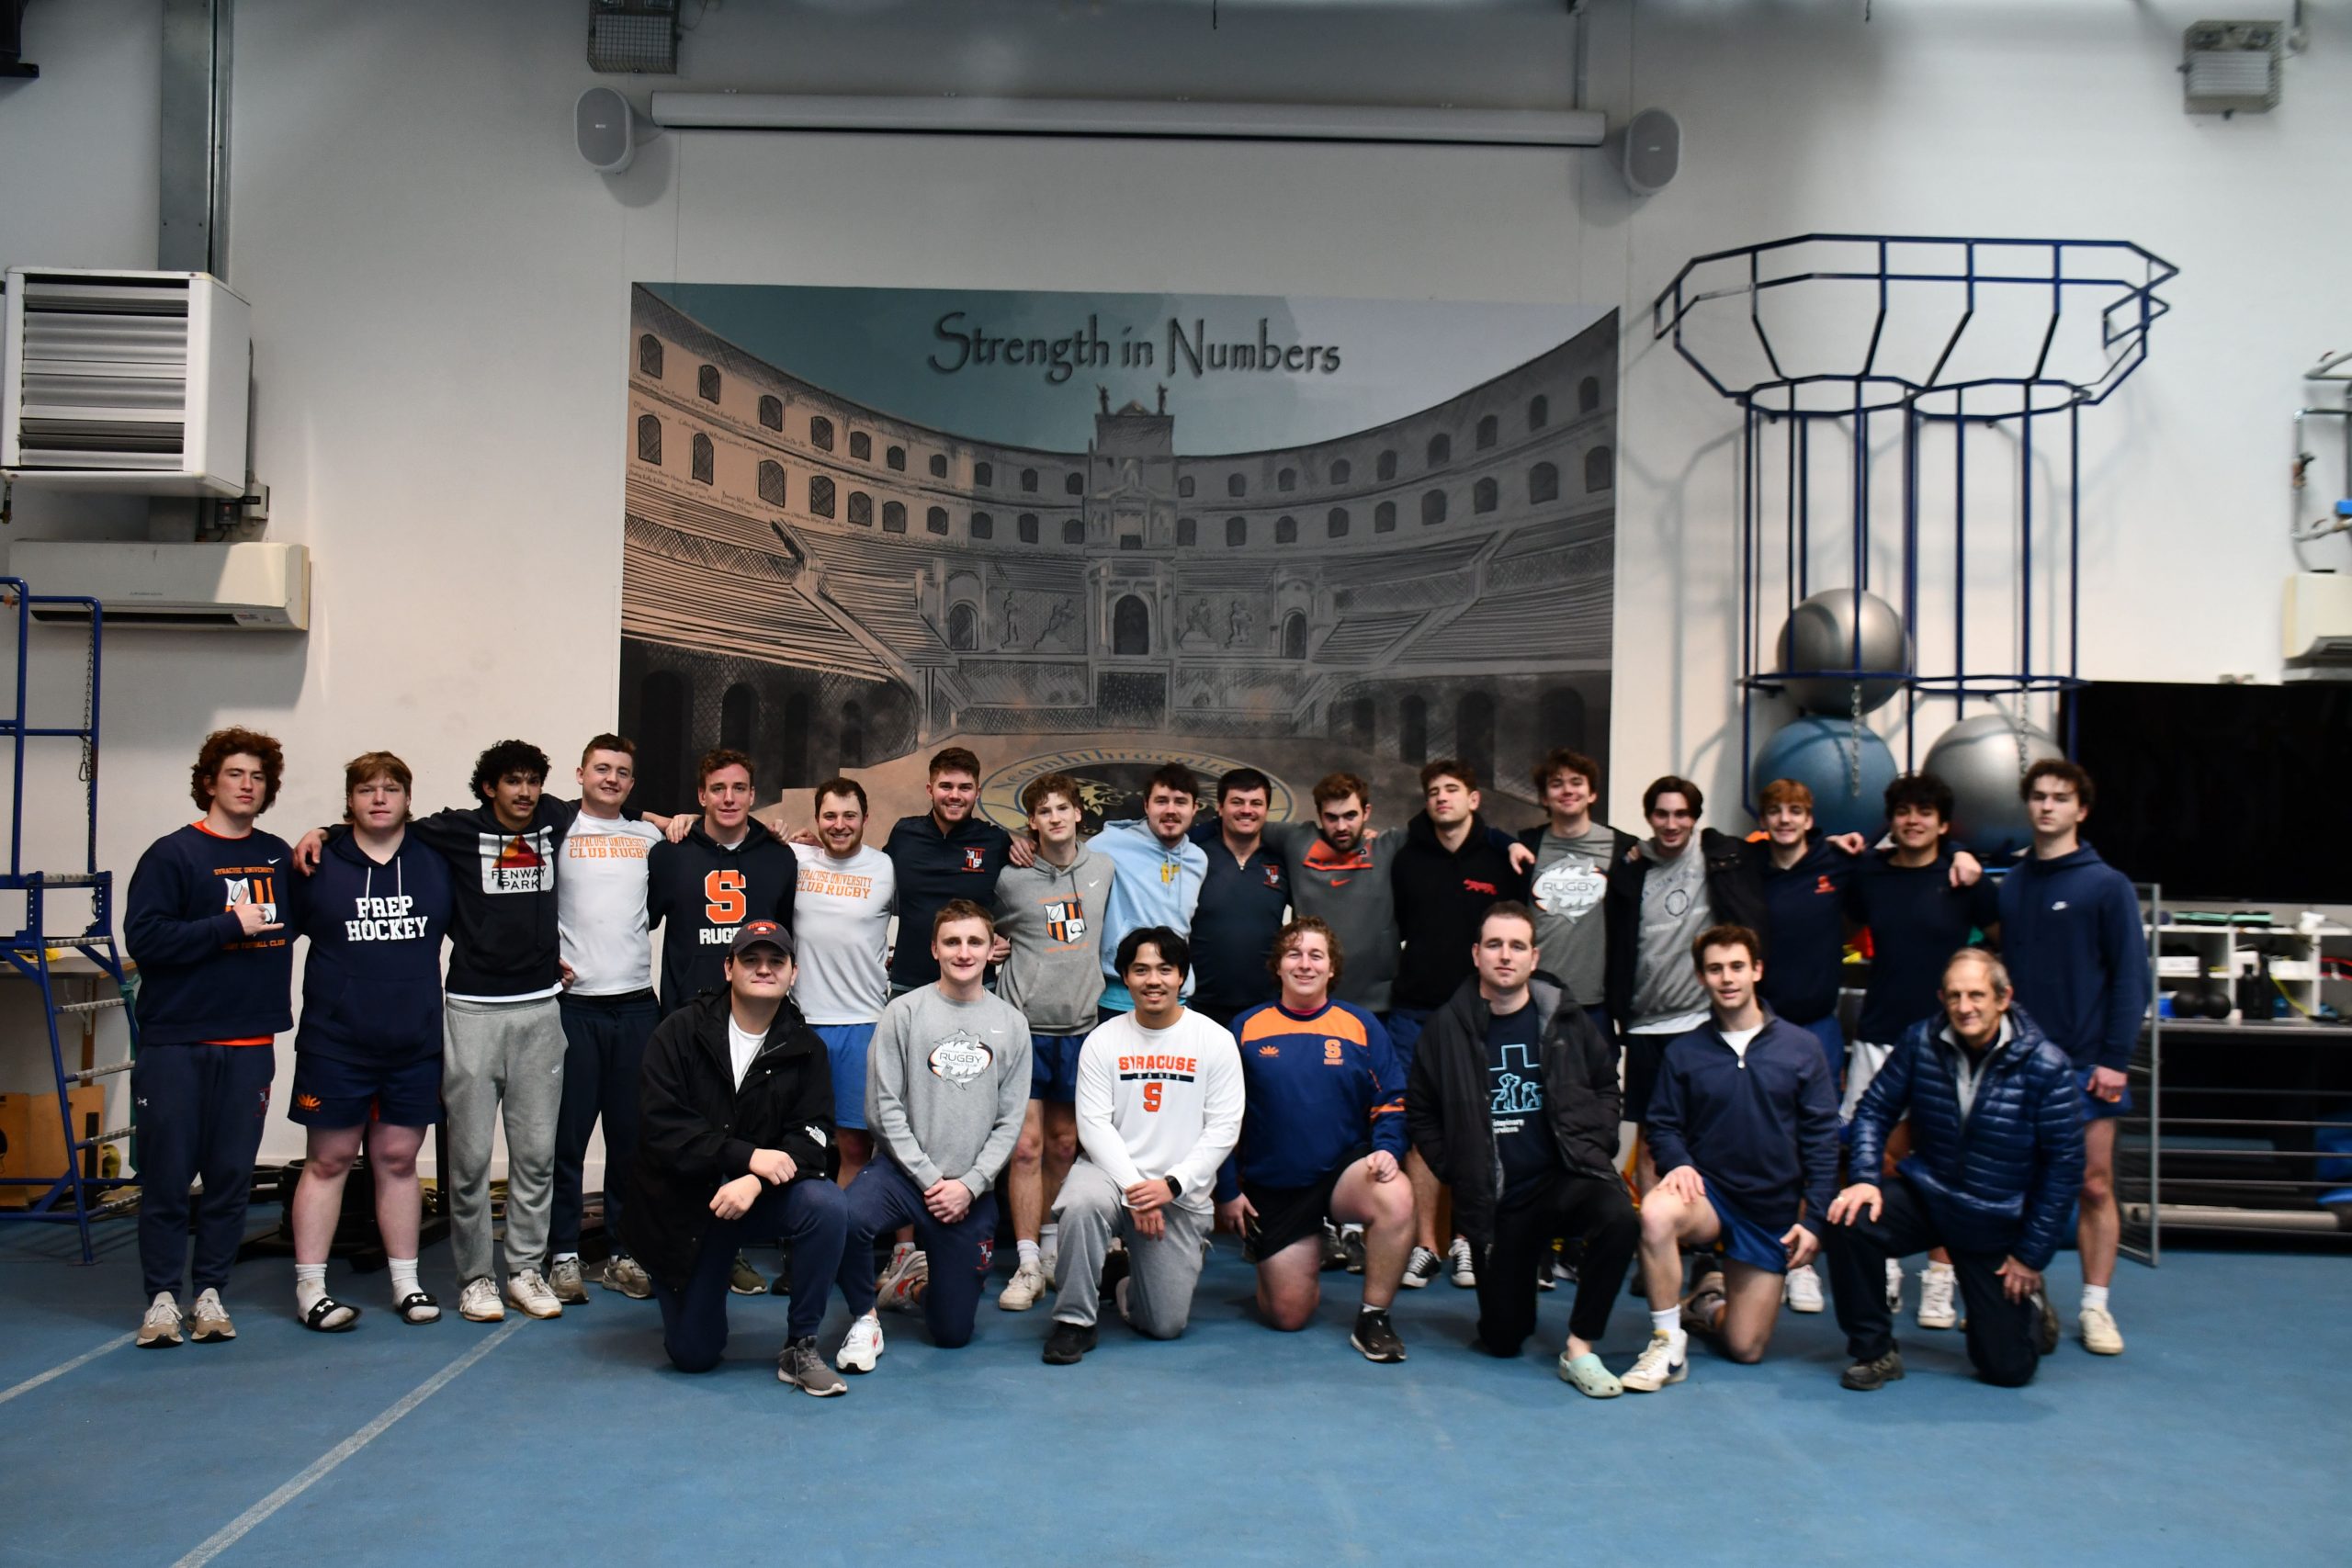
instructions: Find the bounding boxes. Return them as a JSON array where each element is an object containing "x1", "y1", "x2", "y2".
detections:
[
  {"x1": 1703, "y1": 1186, "x2": 1790, "y2": 1275},
  {"x1": 812, "y1": 1023, "x2": 876, "y2": 1130},
  {"x1": 1029, "y1": 1032, "x2": 1088, "y2": 1103},
  {"x1": 2080, "y1": 1066, "x2": 2133, "y2": 1122},
  {"x1": 288, "y1": 1051, "x2": 442, "y2": 1130},
  {"x1": 1385, "y1": 1008, "x2": 1431, "y2": 1078}
]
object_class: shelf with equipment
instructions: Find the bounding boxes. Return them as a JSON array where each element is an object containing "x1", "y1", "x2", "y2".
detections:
[{"x1": 2122, "y1": 897, "x2": 2352, "y2": 1259}]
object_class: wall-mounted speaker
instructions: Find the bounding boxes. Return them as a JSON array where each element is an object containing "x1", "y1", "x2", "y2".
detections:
[
  {"x1": 1622, "y1": 107, "x2": 1680, "y2": 197},
  {"x1": 576, "y1": 86, "x2": 662, "y2": 174}
]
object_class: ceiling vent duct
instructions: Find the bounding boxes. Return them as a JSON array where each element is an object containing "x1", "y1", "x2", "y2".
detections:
[
  {"x1": 2183, "y1": 19, "x2": 2283, "y2": 114},
  {"x1": 588, "y1": 1, "x2": 678, "y2": 75}
]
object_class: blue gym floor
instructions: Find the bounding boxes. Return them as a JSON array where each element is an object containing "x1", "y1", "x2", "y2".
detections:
[{"x1": 2, "y1": 1219, "x2": 2344, "y2": 1567}]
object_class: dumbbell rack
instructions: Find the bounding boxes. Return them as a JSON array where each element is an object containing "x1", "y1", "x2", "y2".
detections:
[{"x1": 0, "y1": 575, "x2": 139, "y2": 1262}]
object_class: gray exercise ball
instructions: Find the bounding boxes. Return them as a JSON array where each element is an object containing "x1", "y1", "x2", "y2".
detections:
[
  {"x1": 1922, "y1": 712, "x2": 2064, "y2": 859},
  {"x1": 1776, "y1": 587, "x2": 1912, "y2": 715}
]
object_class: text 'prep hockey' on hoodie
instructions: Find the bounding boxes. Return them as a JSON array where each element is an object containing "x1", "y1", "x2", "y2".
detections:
[
  {"x1": 295, "y1": 830, "x2": 454, "y2": 1064},
  {"x1": 647, "y1": 817, "x2": 797, "y2": 1014}
]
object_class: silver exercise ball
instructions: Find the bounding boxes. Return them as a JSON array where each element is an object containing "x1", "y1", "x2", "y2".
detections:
[
  {"x1": 1922, "y1": 712, "x2": 2064, "y2": 859},
  {"x1": 1776, "y1": 588, "x2": 1912, "y2": 716}
]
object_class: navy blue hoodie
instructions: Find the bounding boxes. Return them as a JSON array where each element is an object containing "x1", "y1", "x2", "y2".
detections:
[
  {"x1": 1750, "y1": 835, "x2": 1853, "y2": 1023},
  {"x1": 646, "y1": 818, "x2": 797, "y2": 1014},
  {"x1": 294, "y1": 830, "x2": 453, "y2": 1065},
  {"x1": 125, "y1": 821, "x2": 302, "y2": 1046},
  {"x1": 1996, "y1": 843, "x2": 2150, "y2": 1072},
  {"x1": 1645, "y1": 1011, "x2": 1841, "y2": 1233},
  {"x1": 881, "y1": 811, "x2": 1011, "y2": 989}
]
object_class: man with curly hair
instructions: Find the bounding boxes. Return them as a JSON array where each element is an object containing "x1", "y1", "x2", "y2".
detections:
[{"x1": 126, "y1": 728, "x2": 302, "y2": 1348}]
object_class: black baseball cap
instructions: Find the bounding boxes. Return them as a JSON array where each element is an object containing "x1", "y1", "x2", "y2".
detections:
[{"x1": 727, "y1": 920, "x2": 794, "y2": 961}]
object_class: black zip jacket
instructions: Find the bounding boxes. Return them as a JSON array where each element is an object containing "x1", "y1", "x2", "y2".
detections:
[
  {"x1": 1601, "y1": 827, "x2": 1768, "y2": 1026},
  {"x1": 625, "y1": 989, "x2": 835, "y2": 1289},
  {"x1": 646, "y1": 818, "x2": 797, "y2": 1016},
  {"x1": 1390, "y1": 811, "x2": 1530, "y2": 1012},
  {"x1": 1404, "y1": 976, "x2": 1622, "y2": 1249}
]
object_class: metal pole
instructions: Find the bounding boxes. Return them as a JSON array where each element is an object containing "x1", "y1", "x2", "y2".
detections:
[
  {"x1": 2021, "y1": 404, "x2": 2034, "y2": 694},
  {"x1": 1953, "y1": 391, "x2": 1966, "y2": 704}
]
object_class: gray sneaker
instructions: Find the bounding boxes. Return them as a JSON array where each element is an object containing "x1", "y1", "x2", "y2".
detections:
[
  {"x1": 188, "y1": 1288, "x2": 236, "y2": 1343},
  {"x1": 776, "y1": 1336, "x2": 846, "y2": 1396},
  {"x1": 548, "y1": 1257, "x2": 591, "y2": 1305},
  {"x1": 602, "y1": 1255, "x2": 654, "y2": 1299},
  {"x1": 137, "y1": 1292, "x2": 184, "y2": 1348}
]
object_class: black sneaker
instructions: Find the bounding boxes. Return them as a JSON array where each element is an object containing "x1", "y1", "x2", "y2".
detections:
[
  {"x1": 1042, "y1": 1319, "x2": 1097, "y2": 1365},
  {"x1": 776, "y1": 1336, "x2": 846, "y2": 1396},
  {"x1": 1341, "y1": 1230, "x2": 1367, "y2": 1275},
  {"x1": 2032, "y1": 1288, "x2": 2060, "y2": 1356},
  {"x1": 1840, "y1": 1348, "x2": 1906, "y2": 1392},
  {"x1": 1401, "y1": 1247, "x2": 1443, "y2": 1289},
  {"x1": 1350, "y1": 1308, "x2": 1407, "y2": 1364},
  {"x1": 729, "y1": 1251, "x2": 767, "y2": 1296}
]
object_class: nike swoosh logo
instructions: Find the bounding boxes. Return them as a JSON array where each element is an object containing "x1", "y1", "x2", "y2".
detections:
[{"x1": 267, "y1": 857, "x2": 281, "y2": 865}]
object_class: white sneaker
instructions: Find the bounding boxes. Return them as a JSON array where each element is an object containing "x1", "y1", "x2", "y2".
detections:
[
  {"x1": 837, "y1": 1313, "x2": 885, "y2": 1373},
  {"x1": 1917, "y1": 1263, "x2": 1958, "y2": 1329},
  {"x1": 1401, "y1": 1246, "x2": 1442, "y2": 1289},
  {"x1": 998, "y1": 1259, "x2": 1048, "y2": 1312},
  {"x1": 459, "y1": 1277, "x2": 506, "y2": 1322},
  {"x1": 1621, "y1": 1330, "x2": 1688, "y2": 1393},
  {"x1": 505, "y1": 1269, "x2": 564, "y2": 1320},
  {"x1": 1884, "y1": 1258, "x2": 1905, "y2": 1314},
  {"x1": 2079, "y1": 1303, "x2": 2124, "y2": 1356},
  {"x1": 876, "y1": 1243, "x2": 929, "y2": 1313},
  {"x1": 137, "y1": 1292, "x2": 183, "y2": 1348},
  {"x1": 189, "y1": 1288, "x2": 235, "y2": 1342},
  {"x1": 1446, "y1": 1235, "x2": 1477, "y2": 1289},
  {"x1": 1782, "y1": 1261, "x2": 1825, "y2": 1314}
]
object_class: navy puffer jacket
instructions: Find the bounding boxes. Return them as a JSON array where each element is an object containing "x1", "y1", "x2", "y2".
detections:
[{"x1": 1849, "y1": 1004, "x2": 2084, "y2": 1270}]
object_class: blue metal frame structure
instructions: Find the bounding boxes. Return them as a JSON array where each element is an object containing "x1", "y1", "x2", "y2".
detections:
[
  {"x1": 1650, "y1": 234, "x2": 2177, "y2": 806},
  {"x1": 0, "y1": 575, "x2": 137, "y2": 1261}
]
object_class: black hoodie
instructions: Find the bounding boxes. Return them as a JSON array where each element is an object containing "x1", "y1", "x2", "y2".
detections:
[
  {"x1": 625, "y1": 989, "x2": 835, "y2": 1288},
  {"x1": 1388, "y1": 810, "x2": 1530, "y2": 1012},
  {"x1": 1404, "y1": 976, "x2": 1622, "y2": 1249},
  {"x1": 646, "y1": 818, "x2": 797, "y2": 1015},
  {"x1": 403, "y1": 797, "x2": 586, "y2": 999}
]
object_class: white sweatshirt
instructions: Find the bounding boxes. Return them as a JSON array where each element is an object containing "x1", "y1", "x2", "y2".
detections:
[{"x1": 1072, "y1": 1010, "x2": 1243, "y2": 1215}]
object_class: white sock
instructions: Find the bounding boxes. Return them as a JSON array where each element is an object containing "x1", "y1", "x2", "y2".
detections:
[
  {"x1": 1924, "y1": 1259, "x2": 1954, "y2": 1280},
  {"x1": 1340, "y1": 1223, "x2": 1364, "y2": 1238},
  {"x1": 552, "y1": 1251, "x2": 579, "y2": 1265},
  {"x1": 388, "y1": 1257, "x2": 421, "y2": 1300},
  {"x1": 1016, "y1": 1239, "x2": 1042, "y2": 1269},
  {"x1": 2082, "y1": 1283, "x2": 2109, "y2": 1314},
  {"x1": 295, "y1": 1264, "x2": 327, "y2": 1316},
  {"x1": 1040, "y1": 1222, "x2": 1058, "y2": 1247},
  {"x1": 1650, "y1": 1305, "x2": 1685, "y2": 1358}
]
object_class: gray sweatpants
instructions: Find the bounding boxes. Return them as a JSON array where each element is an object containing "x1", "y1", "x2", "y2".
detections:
[
  {"x1": 1048, "y1": 1159, "x2": 1209, "y2": 1338},
  {"x1": 444, "y1": 996, "x2": 567, "y2": 1286}
]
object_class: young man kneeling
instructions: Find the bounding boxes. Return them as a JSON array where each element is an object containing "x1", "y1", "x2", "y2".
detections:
[
  {"x1": 1622, "y1": 925, "x2": 1839, "y2": 1392},
  {"x1": 627, "y1": 922, "x2": 850, "y2": 1395}
]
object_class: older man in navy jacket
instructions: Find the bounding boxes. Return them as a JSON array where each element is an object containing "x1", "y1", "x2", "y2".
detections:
[{"x1": 1826, "y1": 948, "x2": 2084, "y2": 1390}]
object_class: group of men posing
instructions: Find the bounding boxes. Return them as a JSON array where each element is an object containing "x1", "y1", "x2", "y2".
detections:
[{"x1": 122, "y1": 726, "x2": 2148, "y2": 1398}]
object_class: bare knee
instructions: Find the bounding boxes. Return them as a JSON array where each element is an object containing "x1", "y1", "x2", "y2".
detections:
[
  {"x1": 1722, "y1": 1337, "x2": 1767, "y2": 1365},
  {"x1": 1639, "y1": 1200, "x2": 1682, "y2": 1246},
  {"x1": 1045, "y1": 1127, "x2": 1079, "y2": 1172},
  {"x1": 2080, "y1": 1167, "x2": 2114, "y2": 1206},
  {"x1": 1011, "y1": 1125, "x2": 1044, "y2": 1173},
  {"x1": 304, "y1": 1145, "x2": 356, "y2": 1182},
  {"x1": 1260, "y1": 1289, "x2": 1318, "y2": 1332}
]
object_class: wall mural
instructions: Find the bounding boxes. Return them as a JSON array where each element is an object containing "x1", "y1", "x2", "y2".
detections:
[{"x1": 619, "y1": 285, "x2": 1617, "y2": 833}]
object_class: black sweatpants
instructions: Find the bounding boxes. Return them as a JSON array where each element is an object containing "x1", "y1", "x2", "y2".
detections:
[
  {"x1": 1826, "y1": 1176, "x2": 2041, "y2": 1388},
  {"x1": 551, "y1": 989, "x2": 658, "y2": 1255},
  {"x1": 1476, "y1": 1170, "x2": 1639, "y2": 1354}
]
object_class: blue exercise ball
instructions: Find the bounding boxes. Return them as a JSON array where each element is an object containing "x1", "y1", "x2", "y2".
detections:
[{"x1": 1753, "y1": 716, "x2": 1899, "y2": 840}]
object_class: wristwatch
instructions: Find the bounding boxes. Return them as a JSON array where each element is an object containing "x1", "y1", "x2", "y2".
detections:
[{"x1": 1163, "y1": 1173, "x2": 1183, "y2": 1200}]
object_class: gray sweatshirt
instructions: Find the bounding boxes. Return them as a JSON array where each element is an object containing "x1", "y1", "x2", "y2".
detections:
[
  {"x1": 866, "y1": 985, "x2": 1034, "y2": 1197},
  {"x1": 1266, "y1": 819, "x2": 1398, "y2": 1012},
  {"x1": 992, "y1": 842, "x2": 1115, "y2": 1034}
]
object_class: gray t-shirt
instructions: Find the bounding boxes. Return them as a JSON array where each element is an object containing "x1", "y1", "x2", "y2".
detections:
[
  {"x1": 1530, "y1": 823, "x2": 1618, "y2": 1004},
  {"x1": 866, "y1": 985, "x2": 1033, "y2": 1196},
  {"x1": 1629, "y1": 838, "x2": 1712, "y2": 1030}
]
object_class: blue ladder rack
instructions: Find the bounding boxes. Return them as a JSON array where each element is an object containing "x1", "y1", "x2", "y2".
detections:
[{"x1": 0, "y1": 575, "x2": 137, "y2": 1262}]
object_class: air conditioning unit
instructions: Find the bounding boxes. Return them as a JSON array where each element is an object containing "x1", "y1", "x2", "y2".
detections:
[
  {"x1": 1, "y1": 267, "x2": 251, "y2": 496},
  {"x1": 8, "y1": 541, "x2": 309, "y2": 630},
  {"x1": 2283, "y1": 570, "x2": 2352, "y2": 680},
  {"x1": 2183, "y1": 20, "x2": 2284, "y2": 115}
]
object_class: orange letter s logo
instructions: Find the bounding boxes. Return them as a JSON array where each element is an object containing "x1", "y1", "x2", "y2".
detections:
[{"x1": 705, "y1": 869, "x2": 747, "y2": 924}]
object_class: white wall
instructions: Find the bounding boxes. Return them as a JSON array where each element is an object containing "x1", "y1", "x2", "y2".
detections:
[{"x1": 2, "y1": 0, "x2": 2346, "y2": 1163}]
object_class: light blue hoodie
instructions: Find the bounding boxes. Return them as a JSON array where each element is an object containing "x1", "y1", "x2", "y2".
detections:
[{"x1": 1091, "y1": 819, "x2": 1207, "y2": 1011}]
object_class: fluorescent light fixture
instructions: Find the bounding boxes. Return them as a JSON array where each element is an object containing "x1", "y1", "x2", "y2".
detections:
[{"x1": 647, "y1": 92, "x2": 1605, "y2": 148}]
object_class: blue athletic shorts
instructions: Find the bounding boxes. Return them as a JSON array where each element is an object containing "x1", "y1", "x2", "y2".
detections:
[
  {"x1": 814, "y1": 1022, "x2": 877, "y2": 1130},
  {"x1": 1703, "y1": 1186, "x2": 1791, "y2": 1275},
  {"x1": 1029, "y1": 1032, "x2": 1089, "y2": 1103},
  {"x1": 1385, "y1": 1008, "x2": 1431, "y2": 1078},
  {"x1": 288, "y1": 1051, "x2": 441, "y2": 1130},
  {"x1": 2080, "y1": 1066, "x2": 2133, "y2": 1122}
]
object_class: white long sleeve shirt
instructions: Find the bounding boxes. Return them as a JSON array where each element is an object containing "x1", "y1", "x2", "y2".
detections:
[{"x1": 1072, "y1": 1010, "x2": 1243, "y2": 1215}]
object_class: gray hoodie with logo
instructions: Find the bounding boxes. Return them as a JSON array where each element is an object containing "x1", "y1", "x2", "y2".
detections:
[
  {"x1": 991, "y1": 843, "x2": 1116, "y2": 1034},
  {"x1": 867, "y1": 984, "x2": 1033, "y2": 1197}
]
